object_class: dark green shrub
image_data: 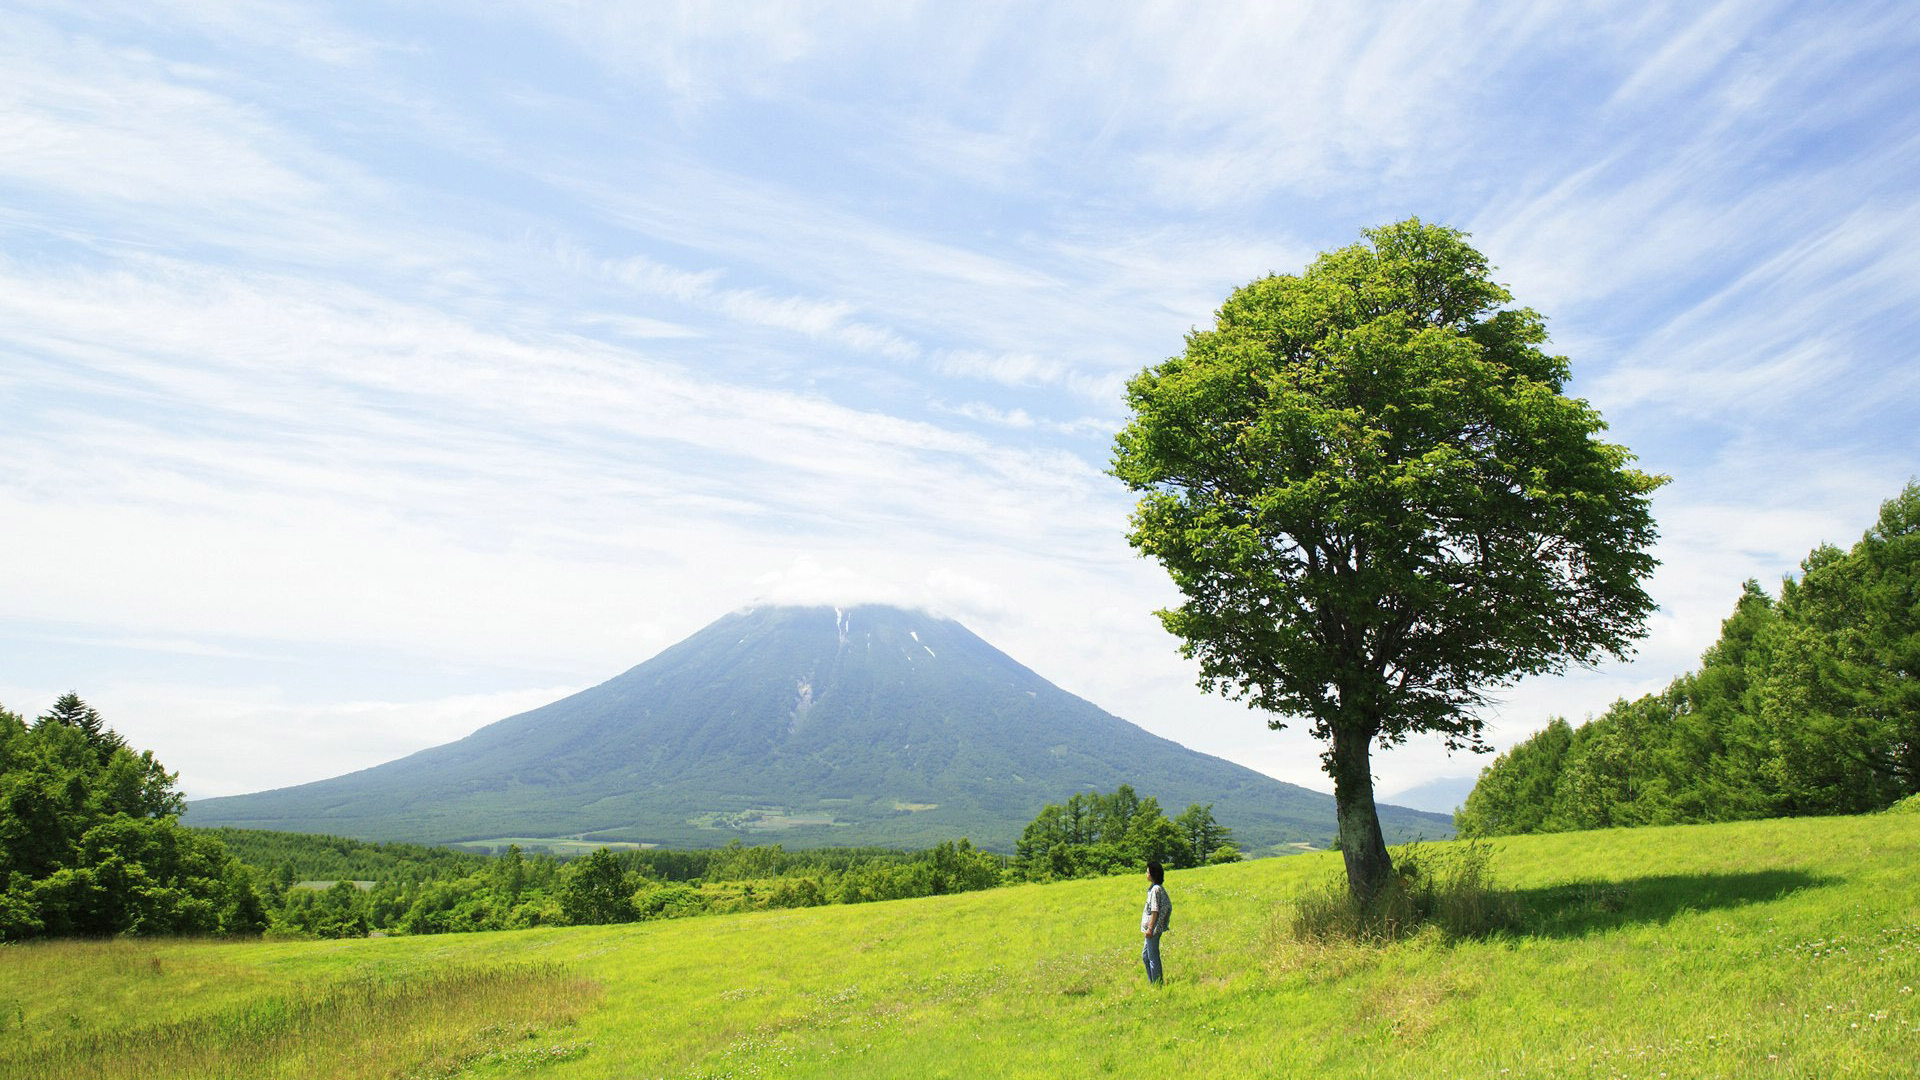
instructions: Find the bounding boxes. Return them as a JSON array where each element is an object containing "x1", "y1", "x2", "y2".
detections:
[{"x1": 631, "y1": 882, "x2": 705, "y2": 921}]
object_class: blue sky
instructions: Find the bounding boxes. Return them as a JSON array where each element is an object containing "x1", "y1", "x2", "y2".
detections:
[{"x1": 3, "y1": 1, "x2": 1917, "y2": 803}]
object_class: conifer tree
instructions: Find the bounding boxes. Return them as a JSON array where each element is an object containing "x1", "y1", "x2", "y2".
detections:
[{"x1": 36, "y1": 692, "x2": 125, "y2": 762}]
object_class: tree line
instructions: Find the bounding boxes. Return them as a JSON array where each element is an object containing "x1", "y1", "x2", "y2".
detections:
[
  {"x1": 4, "y1": 694, "x2": 1238, "y2": 940},
  {"x1": 1457, "y1": 482, "x2": 1920, "y2": 837},
  {"x1": 200, "y1": 827, "x2": 492, "y2": 883},
  {"x1": 1014, "y1": 785, "x2": 1239, "y2": 879},
  {"x1": 254, "y1": 836, "x2": 1012, "y2": 937},
  {"x1": 245, "y1": 788, "x2": 1239, "y2": 937}
]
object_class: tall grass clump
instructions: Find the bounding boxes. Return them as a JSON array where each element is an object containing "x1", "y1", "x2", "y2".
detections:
[
  {"x1": 0, "y1": 960, "x2": 599, "y2": 1080},
  {"x1": 1288, "y1": 841, "x2": 1520, "y2": 943}
]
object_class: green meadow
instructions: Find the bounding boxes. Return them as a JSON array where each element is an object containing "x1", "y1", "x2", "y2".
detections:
[{"x1": 4, "y1": 812, "x2": 1916, "y2": 1079}]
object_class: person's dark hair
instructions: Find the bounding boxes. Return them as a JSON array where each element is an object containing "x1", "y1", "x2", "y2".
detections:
[{"x1": 1147, "y1": 861, "x2": 1164, "y2": 884}]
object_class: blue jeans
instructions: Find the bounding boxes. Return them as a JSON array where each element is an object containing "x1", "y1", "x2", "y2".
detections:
[{"x1": 1142, "y1": 933, "x2": 1163, "y2": 984}]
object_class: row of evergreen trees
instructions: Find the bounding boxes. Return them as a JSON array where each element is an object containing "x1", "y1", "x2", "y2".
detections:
[{"x1": 1457, "y1": 483, "x2": 1919, "y2": 836}]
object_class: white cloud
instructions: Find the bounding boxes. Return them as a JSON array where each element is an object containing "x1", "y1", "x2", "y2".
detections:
[
  {"x1": 6, "y1": 0, "x2": 1918, "y2": 805},
  {"x1": 1603, "y1": 0, "x2": 1781, "y2": 110},
  {"x1": 0, "y1": 19, "x2": 329, "y2": 208},
  {"x1": 477, "y1": 0, "x2": 869, "y2": 109},
  {"x1": 931, "y1": 349, "x2": 1066, "y2": 387},
  {"x1": 113, "y1": 684, "x2": 579, "y2": 798},
  {"x1": 1590, "y1": 201, "x2": 1920, "y2": 426},
  {"x1": 941, "y1": 401, "x2": 1035, "y2": 429},
  {"x1": 0, "y1": 250, "x2": 1136, "y2": 683},
  {"x1": 576, "y1": 312, "x2": 703, "y2": 340}
]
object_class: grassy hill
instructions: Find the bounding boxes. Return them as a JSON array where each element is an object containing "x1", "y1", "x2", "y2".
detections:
[{"x1": 7, "y1": 812, "x2": 1918, "y2": 1078}]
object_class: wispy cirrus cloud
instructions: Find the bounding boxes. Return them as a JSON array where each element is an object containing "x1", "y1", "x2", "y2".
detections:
[
  {"x1": 5, "y1": 0, "x2": 1918, "y2": 799},
  {"x1": 0, "y1": 247, "x2": 1128, "y2": 674},
  {"x1": 0, "y1": 19, "x2": 329, "y2": 209}
]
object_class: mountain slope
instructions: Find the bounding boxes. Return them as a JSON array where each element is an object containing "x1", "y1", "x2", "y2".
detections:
[
  {"x1": 185, "y1": 605, "x2": 1452, "y2": 851},
  {"x1": 1380, "y1": 775, "x2": 1480, "y2": 815}
]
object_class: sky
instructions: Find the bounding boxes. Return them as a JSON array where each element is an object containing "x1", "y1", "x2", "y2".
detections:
[{"x1": 3, "y1": 1, "x2": 1917, "y2": 805}]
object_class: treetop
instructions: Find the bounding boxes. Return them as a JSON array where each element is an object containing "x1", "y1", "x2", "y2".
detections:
[{"x1": 1112, "y1": 218, "x2": 1665, "y2": 752}]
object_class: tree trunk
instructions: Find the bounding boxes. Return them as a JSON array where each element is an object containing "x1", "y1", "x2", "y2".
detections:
[{"x1": 1330, "y1": 722, "x2": 1393, "y2": 903}]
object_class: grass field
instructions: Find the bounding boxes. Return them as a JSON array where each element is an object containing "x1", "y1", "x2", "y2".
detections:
[{"x1": 4, "y1": 812, "x2": 1916, "y2": 1078}]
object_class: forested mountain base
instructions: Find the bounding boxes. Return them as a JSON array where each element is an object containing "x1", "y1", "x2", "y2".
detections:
[
  {"x1": 1458, "y1": 482, "x2": 1920, "y2": 836},
  {"x1": 243, "y1": 837, "x2": 1011, "y2": 937},
  {"x1": 8, "y1": 688, "x2": 1265, "y2": 942},
  {"x1": 198, "y1": 827, "x2": 494, "y2": 883}
]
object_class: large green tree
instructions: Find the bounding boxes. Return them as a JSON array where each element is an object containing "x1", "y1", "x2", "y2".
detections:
[
  {"x1": 1, "y1": 697, "x2": 262, "y2": 939},
  {"x1": 557, "y1": 848, "x2": 638, "y2": 925},
  {"x1": 1111, "y1": 219, "x2": 1664, "y2": 901}
]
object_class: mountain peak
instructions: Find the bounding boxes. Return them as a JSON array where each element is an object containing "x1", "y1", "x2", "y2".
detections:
[{"x1": 187, "y1": 607, "x2": 1452, "y2": 850}]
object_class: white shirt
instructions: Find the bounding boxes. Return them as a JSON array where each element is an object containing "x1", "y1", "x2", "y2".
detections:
[{"x1": 1141, "y1": 882, "x2": 1169, "y2": 935}]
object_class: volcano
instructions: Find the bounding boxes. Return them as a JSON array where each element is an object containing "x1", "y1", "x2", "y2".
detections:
[{"x1": 185, "y1": 605, "x2": 1452, "y2": 852}]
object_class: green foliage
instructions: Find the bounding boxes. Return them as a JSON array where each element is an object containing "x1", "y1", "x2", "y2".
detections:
[
  {"x1": 1111, "y1": 219, "x2": 1662, "y2": 896},
  {"x1": 631, "y1": 882, "x2": 705, "y2": 921},
  {"x1": 1289, "y1": 841, "x2": 1519, "y2": 944},
  {"x1": 34, "y1": 693, "x2": 128, "y2": 767},
  {"x1": 558, "y1": 849, "x2": 639, "y2": 925},
  {"x1": 1460, "y1": 482, "x2": 1920, "y2": 836},
  {"x1": 1451, "y1": 719, "x2": 1575, "y2": 836},
  {"x1": 1014, "y1": 786, "x2": 1233, "y2": 879},
  {"x1": 197, "y1": 827, "x2": 491, "y2": 882},
  {"x1": 826, "y1": 838, "x2": 1005, "y2": 902},
  {"x1": 212, "y1": 826, "x2": 1010, "y2": 937},
  {"x1": 0, "y1": 698, "x2": 261, "y2": 940},
  {"x1": 1174, "y1": 802, "x2": 1234, "y2": 863}
]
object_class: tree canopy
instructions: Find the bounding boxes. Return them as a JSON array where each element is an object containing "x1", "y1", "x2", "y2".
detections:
[
  {"x1": 1458, "y1": 481, "x2": 1920, "y2": 836},
  {"x1": 1111, "y1": 219, "x2": 1664, "y2": 899},
  {"x1": 1, "y1": 696, "x2": 263, "y2": 939},
  {"x1": 1013, "y1": 785, "x2": 1238, "y2": 880}
]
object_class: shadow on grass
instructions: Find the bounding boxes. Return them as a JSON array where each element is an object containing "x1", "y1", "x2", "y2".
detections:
[{"x1": 1507, "y1": 869, "x2": 1837, "y2": 940}]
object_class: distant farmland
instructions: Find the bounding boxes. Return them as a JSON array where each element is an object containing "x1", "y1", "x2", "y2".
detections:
[{"x1": 445, "y1": 837, "x2": 658, "y2": 856}]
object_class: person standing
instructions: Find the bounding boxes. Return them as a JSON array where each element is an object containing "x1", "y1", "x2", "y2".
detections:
[{"x1": 1140, "y1": 860, "x2": 1171, "y2": 985}]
